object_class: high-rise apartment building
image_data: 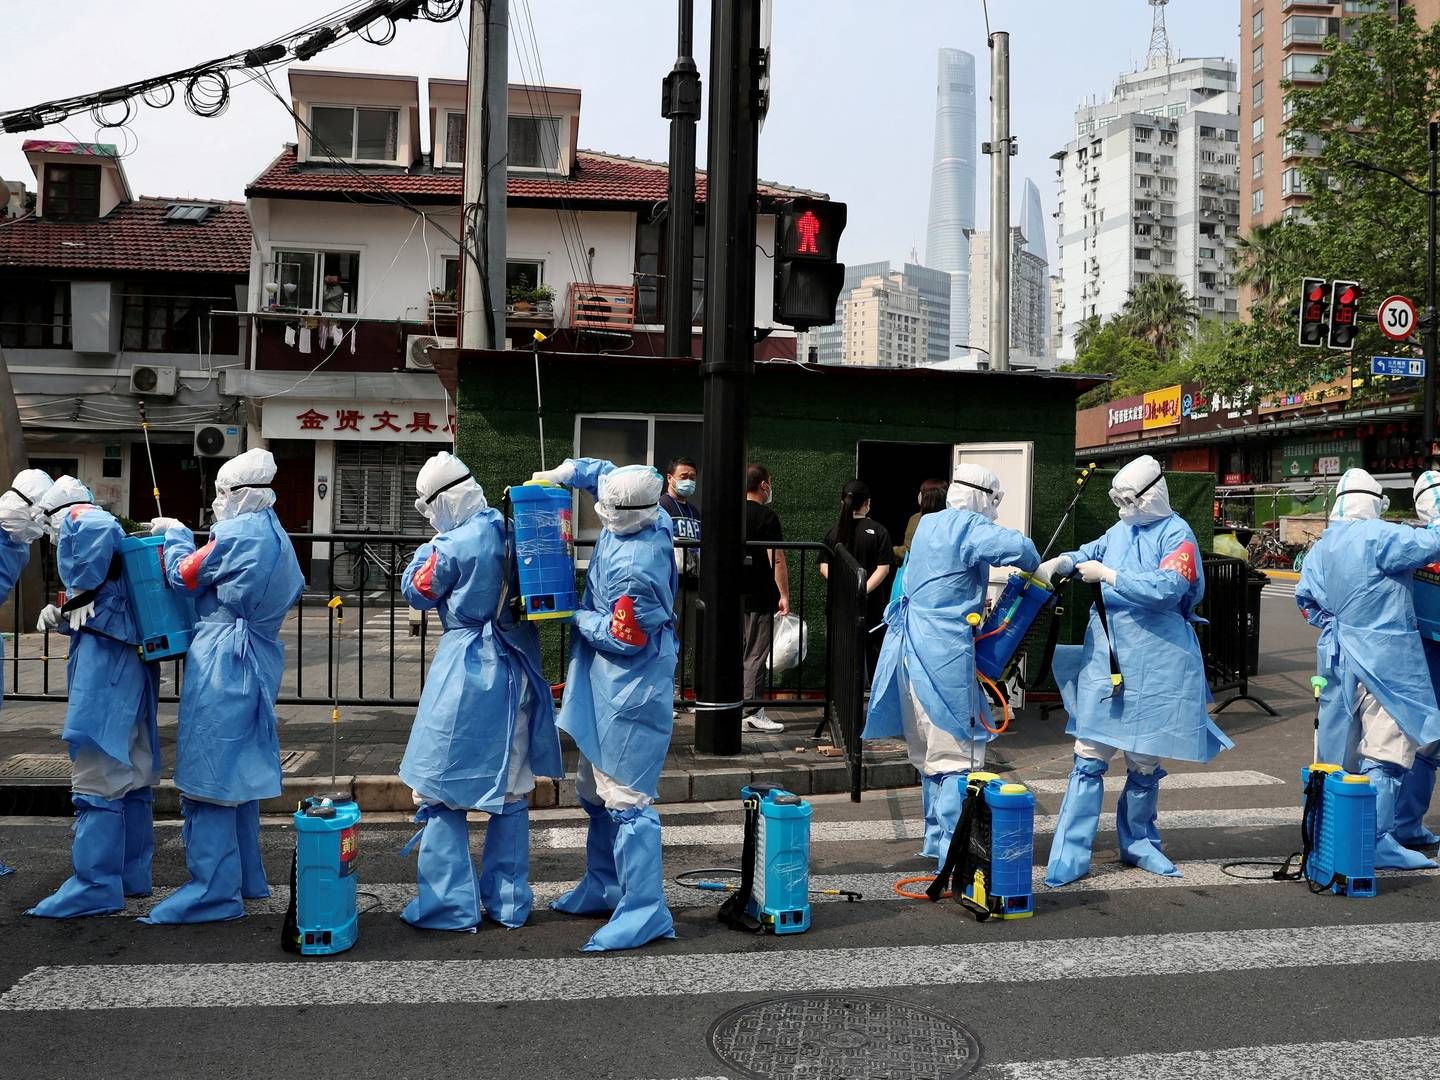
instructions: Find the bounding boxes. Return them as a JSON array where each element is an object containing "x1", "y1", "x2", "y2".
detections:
[
  {"x1": 840, "y1": 272, "x2": 930, "y2": 368},
  {"x1": 1019, "y1": 178, "x2": 1053, "y2": 351},
  {"x1": 809, "y1": 262, "x2": 950, "y2": 366},
  {"x1": 925, "y1": 48, "x2": 978, "y2": 359},
  {"x1": 970, "y1": 228, "x2": 1049, "y2": 361},
  {"x1": 1053, "y1": 56, "x2": 1241, "y2": 357}
]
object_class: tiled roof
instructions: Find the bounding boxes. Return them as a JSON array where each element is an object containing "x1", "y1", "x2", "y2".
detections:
[
  {"x1": 245, "y1": 145, "x2": 824, "y2": 204},
  {"x1": 0, "y1": 198, "x2": 250, "y2": 274}
]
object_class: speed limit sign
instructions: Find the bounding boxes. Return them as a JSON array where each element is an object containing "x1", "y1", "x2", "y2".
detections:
[{"x1": 1378, "y1": 294, "x2": 1418, "y2": 341}]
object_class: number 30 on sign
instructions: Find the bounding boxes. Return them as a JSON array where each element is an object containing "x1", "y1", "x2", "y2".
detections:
[{"x1": 1378, "y1": 294, "x2": 1417, "y2": 342}]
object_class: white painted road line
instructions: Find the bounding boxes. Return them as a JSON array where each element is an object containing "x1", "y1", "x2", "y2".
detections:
[
  {"x1": 987, "y1": 1036, "x2": 1440, "y2": 1080},
  {"x1": 538, "y1": 805, "x2": 1305, "y2": 849},
  {"x1": 1023, "y1": 769, "x2": 1285, "y2": 795},
  {"x1": 104, "y1": 856, "x2": 1440, "y2": 918},
  {"x1": 5, "y1": 920, "x2": 1436, "y2": 1011}
]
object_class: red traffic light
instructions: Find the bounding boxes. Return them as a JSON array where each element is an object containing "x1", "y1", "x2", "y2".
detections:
[
  {"x1": 1308, "y1": 283, "x2": 1326, "y2": 302},
  {"x1": 777, "y1": 198, "x2": 846, "y2": 261},
  {"x1": 1328, "y1": 279, "x2": 1360, "y2": 351},
  {"x1": 795, "y1": 210, "x2": 822, "y2": 255}
]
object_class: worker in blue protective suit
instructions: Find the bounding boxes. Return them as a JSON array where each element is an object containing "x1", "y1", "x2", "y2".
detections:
[
  {"x1": 1042, "y1": 455, "x2": 1233, "y2": 887},
  {"x1": 530, "y1": 457, "x2": 679, "y2": 952},
  {"x1": 141, "y1": 448, "x2": 305, "y2": 923},
  {"x1": 396, "y1": 452, "x2": 563, "y2": 931},
  {"x1": 863, "y1": 464, "x2": 1040, "y2": 870},
  {"x1": 1292, "y1": 469, "x2": 1440, "y2": 870},
  {"x1": 0, "y1": 469, "x2": 53, "y2": 879},
  {"x1": 26, "y1": 477, "x2": 162, "y2": 918},
  {"x1": 1402, "y1": 470, "x2": 1440, "y2": 850}
]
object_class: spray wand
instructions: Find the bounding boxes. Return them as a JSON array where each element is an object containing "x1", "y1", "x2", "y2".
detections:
[
  {"x1": 1310, "y1": 675, "x2": 1328, "y2": 762},
  {"x1": 138, "y1": 399, "x2": 163, "y2": 518},
  {"x1": 328, "y1": 596, "x2": 344, "y2": 794}
]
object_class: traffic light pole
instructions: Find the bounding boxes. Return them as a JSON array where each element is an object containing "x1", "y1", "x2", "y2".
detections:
[
  {"x1": 662, "y1": 0, "x2": 700, "y2": 361},
  {"x1": 694, "y1": 0, "x2": 762, "y2": 755}
]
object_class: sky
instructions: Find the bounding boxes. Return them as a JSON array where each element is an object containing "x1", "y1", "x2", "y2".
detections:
[{"x1": 0, "y1": 0, "x2": 1239, "y2": 269}]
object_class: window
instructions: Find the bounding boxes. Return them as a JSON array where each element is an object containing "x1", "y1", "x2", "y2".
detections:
[
  {"x1": 1252, "y1": 9, "x2": 1264, "y2": 36},
  {"x1": 1252, "y1": 115, "x2": 1265, "y2": 142},
  {"x1": 1281, "y1": 167, "x2": 1308, "y2": 195},
  {"x1": 505, "y1": 258, "x2": 545, "y2": 299},
  {"x1": 1135, "y1": 127, "x2": 1153, "y2": 142},
  {"x1": 121, "y1": 281, "x2": 236, "y2": 354},
  {"x1": 1134, "y1": 248, "x2": 1152, "y2": 263},
  {"x1": 1134, "y1": 198, "x2": 1154, "y2": 213},
  {"x1": 1200, "y1": 125, "x2": 1217, "y2": 139},
  {"x1": 508, "y1": 115, "x2": 562, "y2": 170},
  {"x1": 335, "y1": 443, "x2": 437, "y2": 534},
  {"x1": 635, "y1": 217, "x2": 705, "y2": 325},
  {"x1": 1252, "y1": 189, "x2": 1265, "y2": 215},
  {"x1": 1252, "y1": 152, "x2": 1265, "y2": 177},
  {"x1": 572, "y1": 415, "x2": 702, "y2": 543},
  {"x1": 1199, "y1": 246, "x2": 1216, "y2": 260},
  {"x1": 1253, "y1": 79, "x2": 1264, "y2": 107},
  {"x1": 309, "y1": 105, "x2": 400, "y2": 162},
  {"x1": 1283, "y1": 53, "x2": 1326, "y2": 83},
  {"x1": 0, "y1": 280, "x2": 70, "y2": 348},
  {"x1": 43, "y1": 164, "x2": 100, "y2": 221},
  {"x1": 1135, "y1": 151, "x2": 1152, "y2": 164},
  {"x1": 269, "y1": 250, "x2": 361, "y2": 313},
  {"x1": 443, "y1": 112, "x2": 465, "y2": 166},
  {"x1": 441, "y1": 254, "x2": 460, "y2": 296},
  {"x1": 1252, "y1": 44, "x2": 1264, "y2": 71},
  {"x1": 1283, "y1": 15, "x2": 1337, "y2": 47}
]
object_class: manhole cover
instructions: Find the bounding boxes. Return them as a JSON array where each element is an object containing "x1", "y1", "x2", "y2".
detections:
[
  {"x1": 0, "y1": 754, "x2": 72, "y2": 781},
  {"x1": 708, "y1": 993, "x2": 981, "y2": 1080}
]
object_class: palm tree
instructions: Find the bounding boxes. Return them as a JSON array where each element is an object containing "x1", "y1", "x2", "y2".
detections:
[
  {"x1": 1234, "y1": 220, "x2": 1304, "y2": 316},
  {"x1": 1073, "y1": 314, "x2": 1104, "y2": 356},
  {"x1": 1120, "y1": 276, "x2": 1199, "y2": 362}
]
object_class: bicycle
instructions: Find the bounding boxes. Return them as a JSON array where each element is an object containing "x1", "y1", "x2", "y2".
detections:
[{"x1": 330, "y1": 534, "x2": 418, "y2": 592}]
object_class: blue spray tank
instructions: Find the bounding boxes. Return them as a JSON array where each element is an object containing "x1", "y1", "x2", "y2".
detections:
[
  {"x1": 714, "y1": 785, "x2": 814, "y2": 934},
  {"x1": 505, "y1": 482, "x2": 577, "y2": 621},
  {"x1": 928, "y1": 772, "x2": 1035, "y2": 921},
  {"x1": 1299, "y1": 763, "x2": 1377, "y2": 898},
  {"x1": 117, "y1": 534, "x2": 197, "y2": 661}
]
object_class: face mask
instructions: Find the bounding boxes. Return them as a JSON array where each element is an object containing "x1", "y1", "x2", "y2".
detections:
[
  {"x1": 765, "y1": 483, "x2": 774, "y2": 506},
  {"x1": 675, "y1": 479, "x2": 697, "y2": 499},
  {"x1": 211, "y1": 492, "x2": 232, "y2": 522}
]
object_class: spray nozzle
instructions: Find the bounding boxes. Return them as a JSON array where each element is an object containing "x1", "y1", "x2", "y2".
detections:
[
  {"x1": 1311, "y1": 675, "x2": 1328, "y2": 700},
  {"x1": 966, "y1": 613, "x2": 982, "y2": 628}
]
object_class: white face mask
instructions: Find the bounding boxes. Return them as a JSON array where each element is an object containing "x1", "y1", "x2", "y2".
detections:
[{"x1": 764, "y1": 483, "x2": 774, "y2": 505}]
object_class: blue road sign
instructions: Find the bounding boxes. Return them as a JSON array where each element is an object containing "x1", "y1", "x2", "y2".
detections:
[{"x1": 1371, "y1": 355, "x2": 1427, "y2": 377}]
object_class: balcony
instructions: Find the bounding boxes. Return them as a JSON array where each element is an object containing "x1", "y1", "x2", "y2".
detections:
[
  {"x1": 567, "y1": 283, "x2": 637, "y2": 332},
  {"x1": 1281, "y1": 0, "x2": 1336, "y2": 12},
  {"x1": 1282, "y1": 16, "x2": 1340, "y2": 48}
]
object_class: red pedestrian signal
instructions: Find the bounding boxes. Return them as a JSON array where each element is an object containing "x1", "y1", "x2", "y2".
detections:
[
  {"x1": 795, "y1": 210, "x2": 822, "y2": 255},
  {"x1": 774, "y1": 199, "x2": 848, "y2": 330},
  {"x1": 1328, "y1": 279, "x2": 1361, "y2": 351},
  {"x1": 1298, "y1": 276, "x2": 1329, "y2": 348}
]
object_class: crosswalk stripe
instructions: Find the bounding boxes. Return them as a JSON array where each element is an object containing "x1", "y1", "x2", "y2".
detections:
[
  {"x1": 3, "y1": 920, "x2": 1435, "y2": 1011},
  {"x1": 1022, "y1": 769, "x2": 1284, "y2": 795},
  {"x1": 987, "y1": 1035, "x2": 1440, "y2": 1080},
  {"x1": 103, "y1": 856, "x2": 1440, "y2": 919},
  {"x1": 537, "y1": 805, "x2": 1304, "y2": 849}
]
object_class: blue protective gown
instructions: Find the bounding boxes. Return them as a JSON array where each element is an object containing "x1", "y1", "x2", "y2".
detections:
[
  {"x1": 57, "y1": 508, "x2": 160, "y2": 769},
  {"x1": 398, "y1": 508, "x2": 563, "y2": 810},
  {"x1": 162, "y1": 508, "x2": 304, "y2": 803},
  {"x1": 0, "y1": 531, "x2": 28, "y2": 700},
  {"x1": 557, "y1": 459, "x2": 678, "y2": 798},
  {"x1": 1295, "y1": 518, "x2": 1440, "y2": 764},
  {"x1": 1053, "y1": 513, "x2": 1231, "y2": 763},
  {"x1": 864, "y1": 508, "x2": 1039, "y2": 747}
]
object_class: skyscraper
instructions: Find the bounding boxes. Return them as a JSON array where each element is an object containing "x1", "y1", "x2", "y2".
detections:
[
  {"x1": 925, "y1": 48, "x2": 977, "y2": 360},
  {"x1": 1018, "y1": 177, "x2": 1051, "y2": 353}
]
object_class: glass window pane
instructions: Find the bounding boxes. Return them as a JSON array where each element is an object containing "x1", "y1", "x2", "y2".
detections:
[
  {"x1": 355, "y1": 108, "x2": 399, "y2": 160},
  {"x1": 322, "y1": 252, "x2": 359, "y2": 312},
  {"x1": 445, "y1": 113, "x2": 465, "y2": 164},
  {"x1": 310, "y1": 106, "x2": 355, "y2": 158},
  {"x1": 509, "y1": 116, "x2": 560, "y2": 169},
  {"x1": 275, "y1": 250, "x2": 317, "y2": 311},
  {"x1": 574, "y1": 417, "x2": 647, "y2": 539}
]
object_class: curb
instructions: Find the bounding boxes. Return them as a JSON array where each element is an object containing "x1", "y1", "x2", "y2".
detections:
[{"x1": 1264, "y1": 569, "x2": 1300, "y2": 582}]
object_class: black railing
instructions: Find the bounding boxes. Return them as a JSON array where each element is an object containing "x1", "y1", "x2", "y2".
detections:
[
  {"x1": 823, "y1": 543, "x2": 869, "y2": 802},
  {"x1": 1196, "y1": 554, "x2": 1276, "y2": 716}
]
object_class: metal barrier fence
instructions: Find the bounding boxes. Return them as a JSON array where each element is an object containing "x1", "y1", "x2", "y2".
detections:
[
  {"x1": 1195, "y1": 554, "x2": 1276, "y2": 716},
  {"x1": 823, "y1": 544, "x2": 869, "y2": 802}
]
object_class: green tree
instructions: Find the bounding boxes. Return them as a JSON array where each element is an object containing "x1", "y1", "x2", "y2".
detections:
[
  {"x1": 1233, "y1": 219, "x2": 1307, "y2": 320},
  {"x1": 1073, "y1": 313, "x2": 1104, "y2": 357},
  {"x1": 1064, "y1": 321, "x2": 1177, "y2": 408},
  {"x1": 1118, "y1": 276, "x2": 1199, "y2": 362}
]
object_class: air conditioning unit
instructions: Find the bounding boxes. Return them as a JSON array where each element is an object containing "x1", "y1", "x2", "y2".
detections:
[
  {"x1": 193, "y1": 423, "x2": 241, "y2": 459},
  {"x1": 130, "y1": 364, "x2": 178, "y2": 397},
  {"x1": 405, "y1": 334, "x2": 456, "y2": 371}
]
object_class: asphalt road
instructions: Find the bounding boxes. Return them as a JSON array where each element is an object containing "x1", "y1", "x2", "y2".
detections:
[{"x1": 4, "y1": 587, "x2": 1437, "y2": 1080}]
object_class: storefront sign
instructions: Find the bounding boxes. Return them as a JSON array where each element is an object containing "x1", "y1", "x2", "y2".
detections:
[
  {"x1": 1106, "y1": 395, "x2": 1144, "y2": 436},
  {"x1": 262, "y1": 399, "x2": 455, "y2": 442},
  {"x1": 1181, "y1": 383, "x2": 1250, "y2": 435},
  {"x1": 1259, "y1": 375, "x2": 1353, "y2": 415},
  {"x1": 1280, "y1": 437, "x2": 1362, "y2": 478},
  {"x1": 1142, "y1": 385, "x2": 1181, "y2": 430}
]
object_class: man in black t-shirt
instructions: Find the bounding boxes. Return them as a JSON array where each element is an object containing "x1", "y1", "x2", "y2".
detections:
[
  {"x1": 741, "y1": 464, "x2": 790, "y2": 732},
  {"x1": 819, "y1": 481, "x2": 895, "y2": 682}
]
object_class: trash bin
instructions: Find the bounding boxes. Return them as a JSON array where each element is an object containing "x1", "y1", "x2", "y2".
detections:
[{"x1": 1245, "y1": 570, "x2": 1268, "y2": 677}]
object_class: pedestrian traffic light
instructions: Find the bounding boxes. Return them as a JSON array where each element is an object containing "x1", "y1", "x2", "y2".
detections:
[
  {"x1": 1328, "y1": 279, "x2": 1361, "y2": 351},
  {"x1": 773, "y1": 198, "x2": 848, "y2": 330},
  {"x1": 1298, "y1": 277, "x2": 1329, "y2": 348}
]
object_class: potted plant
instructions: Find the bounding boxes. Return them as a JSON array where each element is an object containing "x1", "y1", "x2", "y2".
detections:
[
  {"x1": 531, "y1": 282, "x2": 555, "y2": 315},
  {"x1": 507, "y1": 275, "x2": 535, "y2": 312}
]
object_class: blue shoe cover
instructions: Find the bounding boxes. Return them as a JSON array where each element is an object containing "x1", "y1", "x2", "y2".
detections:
[
  {"x1": 480, "y1": 799, "x2": 533, "y2": 928},
  {"x1": 26, "y1": 794, "x2": 125, "y2": 919},
  {"x1": 1396, "y1": 753, "x2": 1440, "y2": 848},
  {"x1": 140, "y1": 799, "x2": 244, "y2": 924},
  {"x1": 121, "y1": 787, "x2": 155, "y2": 898},
  {"x1": 237, "y1": 800, "x2": 270, "y2": 899},
  {"x1": 1044, "y1": 756, "x2": 1108, "y2": 887},
  {"x1": 401, "y1": 804, "x2": 482, "y2": 931},
  {"x1": 1363, "y1": 758, "x2": 1440, "y2": 870},
  {"x1": 552, "y1": 799, "x2": 621, "y2": 915},
  {"x1": 930, "y1": 771, "x2": 970, "y2": 873},
  {"x1": 581, "y1": 806, "x2": 676, "y2": 953},
  {"x1": 917, "y1": 774, "x2": 942, "y2": 860},
  {"x1": 0, "y1": 860, "x2": 13, "y2": 877},
  {"x1": 1117, "y1": 769, "x2": 1181, "y2": 878}
]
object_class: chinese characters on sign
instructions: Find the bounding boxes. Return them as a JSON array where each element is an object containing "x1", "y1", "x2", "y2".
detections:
[
  {"x1": 1142, "y1": 385, "x2": 1181, "y2": 430},
  {"x1": 265, "y1": 400, "x2": 455, "y2": 442}
]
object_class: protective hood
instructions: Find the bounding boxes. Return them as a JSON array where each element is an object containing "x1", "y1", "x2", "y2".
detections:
[
  {"x1": 37, "y1": 475, "x2": 95, "y2": 540},
  {"x1": 597, "y1": 464, "x2": 663, "y2": 536},
  {"x1": 0, "y1": 468, "x2": 52, "y2": 543},
  {"x1": 213, "y1": 448, "x2": 277, "y2": 521},
  {"x1": 1110, "y1": 455, "x2": 1171, "y2": 525},
  {"x1": 1416, "y1": 471, "x2": 1440, "y2": 526},
  {"x1": 946, "y1": 464, "x2": 1004, "y2": 521},
  {"x1": 1330, "y1": 467, "x2": 1387, "y2": 521},
  {"x1": 414, "y1": 450, "x2": 488, "y2": 533}
]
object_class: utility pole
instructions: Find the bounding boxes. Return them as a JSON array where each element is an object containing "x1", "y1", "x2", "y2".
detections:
[
  {"x1": 985, "y1": 30, "x2": 1013, "y2": 372},
  {"x1": 460, "y1": 0, "x2": 508, "y2": 349},
  {"x1": 695, "y1": 0, "x2": 763, "y2": 755},
  {"x1": 662, "y1": 0, "x2": 701, "y2": 359},
  {"x1": 1426, "y1": 121, "x2": 1438, "y2": 462}
]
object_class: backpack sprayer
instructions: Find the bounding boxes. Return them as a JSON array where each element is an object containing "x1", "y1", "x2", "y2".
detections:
[
  {"x1": 502, "y1": 482, "x2": 577, "y2": 622},
  {"x1": 282, "y1": 597, "x2": 362, "y2": 955},
  {"x1": 926, "y1": 772, "x2": 1037, "y2": 921},
  {"x1": 675, "y1": 785, "x2": 859, "y2": 934}
]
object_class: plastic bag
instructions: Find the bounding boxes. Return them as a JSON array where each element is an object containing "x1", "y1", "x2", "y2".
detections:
[{"x1": 768, "y1": 613, "x2": 808, "y2": 673}]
